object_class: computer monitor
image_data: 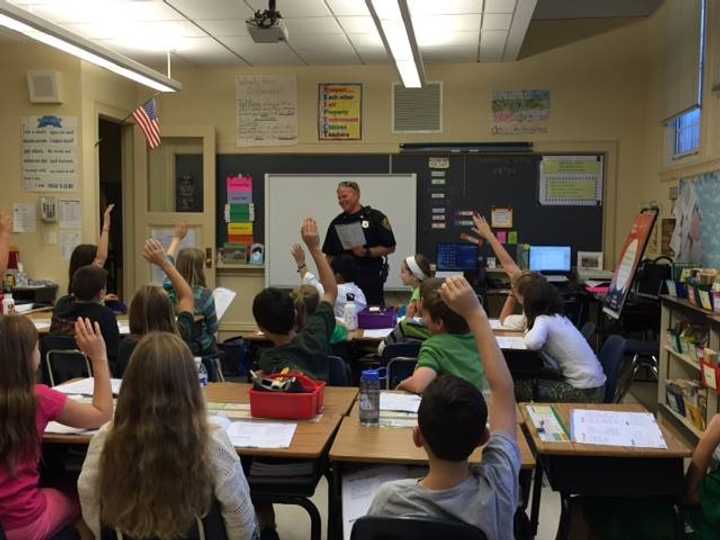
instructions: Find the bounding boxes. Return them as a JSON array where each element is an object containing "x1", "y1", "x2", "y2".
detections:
[
  {"x1": 436, "y1": 243, "x2": 479, "y2": 272},
  {"x1": 529, "y1": 245, "x2": 572, "y2": 273}
]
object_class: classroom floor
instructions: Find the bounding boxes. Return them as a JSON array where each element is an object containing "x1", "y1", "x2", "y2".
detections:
[{"x1": 271, "y1": 380, "x2": 663, "y2": 540}]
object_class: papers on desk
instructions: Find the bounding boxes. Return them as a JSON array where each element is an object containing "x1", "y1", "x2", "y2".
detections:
[
  {"x1": 526, "y1": 405, "x2": 569, "y2": 443},
  {"x1": 118, "y1": 322, "x2": 130, "y2": 335},
  {"x1": 380, "y1": 392, "x2": 421, "y2": 413},
  {"x1": 34, "y1": 320, "x2": 51, "y2": 332},
  {"x1": 496, "y1": 336, "x2": 527, "y2": 350},
  {"x1": 54, "y1": 377, "x2": 122, "y2": 396},
  {"x1": 571, "y1": 410, "x2": 667, "y2": 449},
  {"x1": 213, "y1": 287, "x2": 237, "y2": 321},
  {"x1": 362, "y1": 328, "x2": 394, "y2": 339},
  {"x1": 45, "y1": 422, "x2": 98, "y2": 436},
  {"x1": 342, "y1": 465, "x2": 411, "y2": 540},
  {"x1": 489, "y1": 318, "x2": 502, "y2": 330},
  {"x1": 209, "y1": 416, "x2": 297, "y2": 449}
]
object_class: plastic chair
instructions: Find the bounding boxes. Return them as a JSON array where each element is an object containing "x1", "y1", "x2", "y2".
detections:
[
  {"x1": 580, "y1": 321, "x2": 596, "y2": 343},
  {"x1": 380, "y1": 342, "x2": 421, "y2": 363},
  {"x1": 597, "y1": 335, "x2": 628, "y2": 403},
  {"x1": 350, "y1": 516, "x2": 488, "y2": 540},
  {"x1": 328, "y1": 355, "x2": 352, "y2": 386},
  {"x1": 41, "y1": 335, "x2": 91, "y2": 386},
  {"x1": 100, "y1": 496, "x2": 229, "y2": 540},
  {"x1": 386, "y1": 357, "x2": 418, "y2": 390}
]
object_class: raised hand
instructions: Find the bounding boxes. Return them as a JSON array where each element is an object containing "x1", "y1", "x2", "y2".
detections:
[
  {"x1": 459, "y1": 232, "x2": 482, "y2": 245},
  {"x1": 173, "y1": 222, "x2": 189, "y2": 240},
  {"x1": 102, "y1": 204, "x2": 115, "y2": 230},
  {"x1": 471, "y1": 212, "x2": 493, "y2": 240},
  {"x1": 301, "y1": 218, "x2": 320, "y2": 251},
  {"x1": 291, "y1": 244, "x2": 306, "y2": 267},
  {"x1": 74, "y1": 317, "x2": 108, "y2": 363},
  {"x1": 0, "y1": 211, "x2": 11, "y2": 236},
  {"x1": 142, "y1": 239, "x2": 167, "y2": 267},
  {"x1": 439, "y1": 276, "x2": 485, "y2": 320}
]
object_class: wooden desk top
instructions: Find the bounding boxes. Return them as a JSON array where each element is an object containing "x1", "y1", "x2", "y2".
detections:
[
  {"x1": 329, "y1": 416, "x2": 535, "y2": 469},
  {"x1": 521, "y1": 403, "x2": 693, "y2": 459},
  {"x1": 44, "y1": 383, "x2": 353, "y2": 459}
]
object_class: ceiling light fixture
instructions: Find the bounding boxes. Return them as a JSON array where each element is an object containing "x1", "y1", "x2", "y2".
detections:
[
  {"x1": 365, "y1": 0, "x2": 425, "y2": 88},
  {"x1": 0, "y1": 0, "x2": 182, "y2": 93}
]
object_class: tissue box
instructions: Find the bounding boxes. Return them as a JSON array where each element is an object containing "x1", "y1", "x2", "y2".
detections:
[{"x1": 358, "y1": 306, "x2": 396, "y2": 329}]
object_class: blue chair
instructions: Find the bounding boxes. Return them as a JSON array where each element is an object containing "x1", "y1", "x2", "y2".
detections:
[
  {"x1": 597, "y1": 335, "x2": 628, "y2": 403},
  {"x1": 328, "y1": 355, "x2": 352, "y2": 386},
  {"x1": 351, "y1": 516, "x2": 488, "y2": 540},
  {"x1": 386, "y1": 357, "x2": 418, "y2": 390}
]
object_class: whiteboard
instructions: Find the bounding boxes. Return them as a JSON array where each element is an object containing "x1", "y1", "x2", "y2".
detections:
[{"x1": 265, "y1": 174, "x2": 416, "y2": 290}]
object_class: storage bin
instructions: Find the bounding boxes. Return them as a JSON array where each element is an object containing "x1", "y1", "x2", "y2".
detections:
[{"x1": 249, "y1": 372, "x2": 326, "y2": 420}]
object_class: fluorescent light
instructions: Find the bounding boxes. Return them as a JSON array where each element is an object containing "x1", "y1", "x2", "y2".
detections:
[
  {"x1": 0, "y1": 1, "x2": 182, "y2": 92},
  {"x1": 366, "y1": 0, "x2": 425, "y2": 88}
]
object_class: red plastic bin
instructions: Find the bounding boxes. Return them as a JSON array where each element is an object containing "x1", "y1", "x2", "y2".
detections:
[{"x1": 249, "y1": 372, "x2": 326, "y2": 420}]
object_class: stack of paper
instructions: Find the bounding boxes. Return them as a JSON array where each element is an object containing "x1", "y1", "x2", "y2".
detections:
[
  {"x1": 379, "y1": 392, "x2": 421, "y2": 413},
  {"x1": 45, "y1": 422, "x2": 99, "y2": 435},
  {"x1": 496, "y1": 336, "x2": 527, "y2": 350},
  {"x1": 209, "y1": 416, "x2": 297, "y2": 449},
  {"x1": 54, "y1": 377, "x2": 122, "y2": 395},
  {"x1": 362, "y1": 328, "x2": 394, "y2": 339},
  {"x1": 571, "y1": 409, "x2": 667, "y2": 448}
]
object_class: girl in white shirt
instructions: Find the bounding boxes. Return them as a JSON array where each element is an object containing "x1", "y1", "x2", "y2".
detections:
[
  {"x1": 78, "y1": 332, "x2": 257, "y2": 540},
  {"x1": 522, "y1": 279, "x2": 606, "y2": 402}
]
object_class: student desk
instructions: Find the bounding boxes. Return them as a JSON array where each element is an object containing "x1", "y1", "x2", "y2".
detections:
[
  {"x1": 29, "y1": 311, "x2": 131, "y2": 336},
  {"x1": 521, "y1": 403, "x2": 693, "y2": 539}
]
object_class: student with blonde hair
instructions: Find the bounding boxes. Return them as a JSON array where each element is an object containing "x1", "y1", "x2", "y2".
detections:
[
  {"x1": 165, "y1": 223, "x2": 218, "y2": 356},
  {"x1": 78, "y1": 332, "x2": 257, "y2": 540},
  {"x1": 0, "y1": 316, "x2": 113, "y2": 540}
]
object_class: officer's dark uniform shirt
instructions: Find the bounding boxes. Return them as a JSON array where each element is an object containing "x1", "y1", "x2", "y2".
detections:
[{"x1": 322, "y1": 206, "x2": 396, "y2": 305}]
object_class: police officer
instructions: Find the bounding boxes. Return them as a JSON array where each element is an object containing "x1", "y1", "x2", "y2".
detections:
[{"x1": 322, "y1": 181, "x2": 396, "y2": 305}]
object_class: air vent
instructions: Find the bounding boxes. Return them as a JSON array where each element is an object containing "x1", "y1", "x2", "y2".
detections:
[
  {"x1": 392, "y1": 82, "x2": 442, "y2": 133},
  {"x1": 26, "y1": 70, "x2": 63, "y2": 104}
]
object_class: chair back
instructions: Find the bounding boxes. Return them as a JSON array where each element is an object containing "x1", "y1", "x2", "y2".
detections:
[
  {"x1": 351, "y1": 516, "x2": 488, "y2": 540},
  {"x1": 381, "y1": 342, "x2": 421, "y2": 362},
  {"x1": 328, "y1": 355, "x2": 351, "y2": 386},
  {"x1": 386, "y1": 357, "x2": 418, "y2": 390},
  {"x1": 100, "y1": 497, "x2": 229, "y2": 540},
  {"x1": 41, "y1": 335, "x2": 91, "y2": 386},
  {"x1": 598, "y1": 335, "x2": 627, "y2": 403},
  {"x1": 580, "y1": 321, "x2": 596, "y2": 344}
]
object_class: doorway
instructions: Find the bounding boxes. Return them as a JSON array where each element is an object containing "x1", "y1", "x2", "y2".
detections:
[{"x1": 98, "y1": 117, "x2": 124, "y2": 299}]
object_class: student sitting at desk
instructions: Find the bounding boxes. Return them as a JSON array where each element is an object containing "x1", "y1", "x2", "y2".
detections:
[
  {"x1": 50, "y1": 264, "x2": 121, "y2": 367},
  {"x1": 0, "y1": 316, "x2": 113, "y2": 540},
  {"x1": 377, "y1": 277, "x2": 438, "y2": 355},
  {"x1": 369, "y1": 276, "x2": 519, "y2": 540},
  {"x1": 400, "y1": 254, "x2": 434, "y2": 318},
  {"x1": 164, "y1": 223, "x2": 218, "y2": 357},
  {"x1": 684, "y1": 413, "x2": 720, "y2": 538},
  {"x1": 396, "y1": 278, "x2": 487, "y2": 394},
  {"x1": 78, "y1": 332, "x2": 257, "y2": 540},
  {"x1": 115, "y1": 239, "x2": 196, "y2": 377},
  {"x1": 0, "y1": 210, "x2": 11, "y2": 278},
  {"x1": 292, "y1": 245, "x2": 366, "y2": 318},
  {"x1": 253, "y1": 217, "x2": 337, "y2": 381},
  {"x1": 518, "y1": 278, "x2": 606, "y2": 402}
]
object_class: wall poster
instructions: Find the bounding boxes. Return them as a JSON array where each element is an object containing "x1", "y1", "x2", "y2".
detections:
[
  {"x1": 318, "y1": 83, "x2": 362, "y2": 140},
  {"x1": 236, "y1": 75, "x2": 297, "y2": 147},
  {"x1": 491, "y1": 89, "x2": 550, "y2": 135},
  {"x1": 22, "y1": 115, "x2": 79, "y2": 192}
]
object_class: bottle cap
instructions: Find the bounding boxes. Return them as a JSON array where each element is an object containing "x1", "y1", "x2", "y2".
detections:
[
  {"x1": 346, "y1": 293, "x2": 355, "y2": 302},
  {"x1": 361, "y1": 368, "x2": 380, "y2": 381},
  {"x1": 193, "y1": 357, "x2": 202, "y2": 368}
]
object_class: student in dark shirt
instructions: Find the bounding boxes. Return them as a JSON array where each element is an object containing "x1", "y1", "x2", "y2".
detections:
[
  {"x1": 50, "y1": 265, "x2": 120, "y2": 367},
  {"x1": 115, "y1": 239, "x2": 196, "y2": 377},
  {"x1": 253, "y1": 218, "x2": 338, "y2": 381}
]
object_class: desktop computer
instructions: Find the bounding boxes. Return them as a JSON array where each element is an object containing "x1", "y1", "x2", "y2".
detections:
[
  {"x1": 435, "y1": 243, "x2": 479, "y2": 278},
  {"x1": 529, "y1": 245, "x2": 572, "y2": 283}
]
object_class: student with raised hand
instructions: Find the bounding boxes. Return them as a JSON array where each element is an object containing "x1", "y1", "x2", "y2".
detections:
[
  {"x1": 368, "y1": 276, "x2": 519, "y2": 540},
  {"x1": 253, "y1": 218, "x2": 338, "y2": 381},
  {"x1": 0, "y1": 315, "x2": 112, "y2": 540},
  {"x1": 683, "y1": 414, "x2": 720, "y2": 536},
  {"x1": 78, "y1": 332, "x2": 258, "y2": 540},
  {"x1": 164, "y1": 223, "x2": 219, "y2": 356},
  {"x1": 0, "y1": 210, "x2": 12, "y2": 277}
]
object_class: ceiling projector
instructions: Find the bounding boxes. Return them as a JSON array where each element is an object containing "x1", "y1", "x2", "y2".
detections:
[{"x1": 246, "y1": 0, "x2": 288, "y2": 43}]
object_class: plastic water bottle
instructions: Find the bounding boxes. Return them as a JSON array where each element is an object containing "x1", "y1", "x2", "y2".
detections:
[
  {"x1": 194, "y1": 357, "x2": 208, "y2": 388},
  {"x1": 359, "y1": 368, "x2": 381, "y2": 426},
  {"x1": 1, "y1": 293, "x2": 15, "y2": 315},
  {"x1": 344, "y1": 293, "x2": 358, "y2": 331}
]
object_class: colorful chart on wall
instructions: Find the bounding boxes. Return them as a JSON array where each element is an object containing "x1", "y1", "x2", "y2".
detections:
[
  {"x1": 539, "y1": 155, "x2": 603, "y2": 206},
  {"x1": 491, "y1": 89, "x2": 550, "y2": 135},
  {"x1": 603, "y1": 209, "x2": 658, "y2": 319},
  {"x1": 671, "y1": 170, "x2": 720, "y2": 267},
  {"x1": 318, "y1": 83, "x2": 362, "y2": 140}
]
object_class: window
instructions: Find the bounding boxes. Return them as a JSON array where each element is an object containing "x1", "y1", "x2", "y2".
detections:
[{"x1": 671, "y1": 0, "x2": 707, "y2": 159}]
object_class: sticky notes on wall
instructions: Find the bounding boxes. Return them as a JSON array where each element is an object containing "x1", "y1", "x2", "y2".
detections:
[
  {"x1": 508, "y1": 231, "x2": 518, "y2": 245},
  {"x1": 496, "y1": 231, "x2": 507, "y2": 244}
]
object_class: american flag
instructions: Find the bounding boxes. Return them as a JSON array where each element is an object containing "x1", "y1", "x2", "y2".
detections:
[{"x1": 132, "y1": 98, "x2": 160, "y2": 149}]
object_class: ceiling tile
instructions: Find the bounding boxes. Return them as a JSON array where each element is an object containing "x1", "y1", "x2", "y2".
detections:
[
  {"x1": 483, "y1": 0, "x2": 516, "y2": 13},
  {"x1": 245, "y1": 0, "x2": 330, "y2": 18},
  {"x1": 482, "y1": 13, "x2": 512, "y2": 30},
  {"x1": 63, "y1": 20, "x2": 205, "y2": 50},
  {"x1": 325, "y1": 0, "x2": 369, "y2": 16},
  {"x1": 337, "y1": 16, "x2": 376, "y2": 34},
  {"x1": 222, "y1": 36, "x2": 304, "y2": 65},
  {"x1": 165, "y1": 0, "x2": 252, "y2": 20},
  {"x1": 480, "y1": 29, "x2": 507, "y2": 48},
  {"x1": 284, "y1": 17, "x2": 343, "y2": 34},
  {"x1": 172, "y1": 37, "x2": 246, "y2": 64},
  {"x1": 478, "y1": 48, "x2": 503, "y2": 62},
  {"x1": 407, "y1": 0, "x2": 484, "y2": 15},
  {"x1": 421, "y1": 31, "x2": 478, "y2": 62},
  {"x1": 290, "y1": 33, "x2": 360, "y2": 64},
  {"x1": 413, "y1": 14, "x2": 481, "y2": 47},
  {"x1": 119, "y1": 1, "x2": 186, "y2": 22},
  {"x1": 347, "y1": 32, "x2": 388, "y2": 63},
  {"x1": 196, "y1": 19, "x2": 250, "y2": 37}
]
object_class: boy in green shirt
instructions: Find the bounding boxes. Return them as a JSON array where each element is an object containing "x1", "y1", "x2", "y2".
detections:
[{"x1": 397, "y1": 278, "x2": 487, "y2": 394}]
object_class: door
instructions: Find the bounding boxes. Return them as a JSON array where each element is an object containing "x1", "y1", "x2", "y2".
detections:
[{"x1": 132, "y1": 125, "x2": 216, "y2": 293}]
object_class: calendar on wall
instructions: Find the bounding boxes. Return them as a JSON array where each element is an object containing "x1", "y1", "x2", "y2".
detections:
[{"x1": 539, "y1": 155, "x2": 603, "y2": 206}]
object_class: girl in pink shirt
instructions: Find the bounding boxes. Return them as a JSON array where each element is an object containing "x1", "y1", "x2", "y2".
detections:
[{"x1": 0, "y1": 315, "x2": 113, "y2": 540}]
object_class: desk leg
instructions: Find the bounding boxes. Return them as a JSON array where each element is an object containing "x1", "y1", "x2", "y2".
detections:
[
  {"x1": 327, "y1": 465, "x2": 342, "y2": 540},
  {"x1": 529, "y1": 460, "x2": 543, "y2": 538}
]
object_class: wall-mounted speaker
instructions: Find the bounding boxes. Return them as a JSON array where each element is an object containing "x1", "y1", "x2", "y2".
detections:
[{"x1": 26, "y1": 70, "x2": 63, "y2": 104}]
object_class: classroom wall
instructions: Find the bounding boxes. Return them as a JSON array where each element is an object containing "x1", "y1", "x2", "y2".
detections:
[{"x1": 0, "y1": 40, "x2": 140, "y2": 294}]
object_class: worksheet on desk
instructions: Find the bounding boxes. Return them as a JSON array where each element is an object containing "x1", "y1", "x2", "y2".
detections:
[
  {"x1": 379, "y1": 392, "x2": 421, "y2": 413},
  {"x1": 571, "y1": 410, "x2": 667, "y2": 449},
  {"x1": 54, "y1": 377, "x2": 122, "y2": 395},
  {"x1": 495, "y1": 336, "x2": 527, "y2": 350}
]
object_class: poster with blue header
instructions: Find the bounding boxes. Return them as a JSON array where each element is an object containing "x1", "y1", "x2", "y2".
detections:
[{"x1": 22, "y1": 115, "x2": 78, "y2": 192}]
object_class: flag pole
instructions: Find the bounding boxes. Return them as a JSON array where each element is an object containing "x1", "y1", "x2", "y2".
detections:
[{"x1": 94, "y1": 92, "x2": 161, "y2": 147}]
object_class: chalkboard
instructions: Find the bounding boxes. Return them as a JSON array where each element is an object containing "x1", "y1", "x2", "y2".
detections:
[
  {"x1": 217, "y1": 152, "x2": 604, "y2": 268},
  {"x1": 216, "y1": 154, "x2": 389, "y2": 248}
]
